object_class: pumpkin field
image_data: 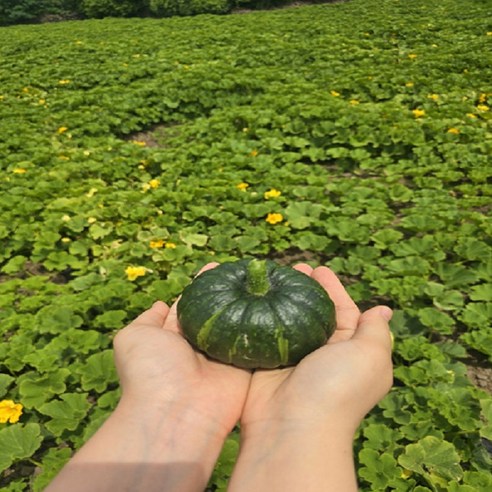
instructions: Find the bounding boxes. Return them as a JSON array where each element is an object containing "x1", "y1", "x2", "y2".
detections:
[{"x1": 0, "y1": 0, "x2": 491, "y2": 489}]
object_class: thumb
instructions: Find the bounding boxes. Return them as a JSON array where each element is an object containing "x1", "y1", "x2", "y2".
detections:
[
  {"x1": 130, "y1": 301, "x2": 170, "y2": 329},
  {"x1": 352, "y1": 305, "x2": 393, "y2": 352}
]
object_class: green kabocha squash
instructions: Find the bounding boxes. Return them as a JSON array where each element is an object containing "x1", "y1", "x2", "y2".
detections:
[{"x1": 177, "y1": 259, "x2": 336, "y2": 369}]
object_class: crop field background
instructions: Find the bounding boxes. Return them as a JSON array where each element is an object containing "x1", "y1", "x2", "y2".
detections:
[{"x1": 0, "y1": 0, "x2": 491, "y2": 489}]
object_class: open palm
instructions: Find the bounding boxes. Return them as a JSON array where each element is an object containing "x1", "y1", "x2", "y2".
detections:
[
  {"x1": 113, "y1": 264, "x2": 252, "y2": 436},
  {"x1": 240, "y1": 264, "x2": 393, "y2": 434}
]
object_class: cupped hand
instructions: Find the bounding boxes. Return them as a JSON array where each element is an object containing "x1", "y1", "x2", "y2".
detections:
[
  {"x1": 112, "y1": 263, "x2": 252, "y2": 437},
  {"x1": 240, "y1": 264, "x2": 394, "y2": 436}
]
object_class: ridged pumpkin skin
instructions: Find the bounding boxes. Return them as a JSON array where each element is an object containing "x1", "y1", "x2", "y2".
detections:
[{"x1": 177, "y1": 259, "x2": 336, "y2": 369}]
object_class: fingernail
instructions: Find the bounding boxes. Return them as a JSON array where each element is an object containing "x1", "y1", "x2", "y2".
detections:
[{"x1": 379, "y1": 306, "x2": 393, "y2": 322}]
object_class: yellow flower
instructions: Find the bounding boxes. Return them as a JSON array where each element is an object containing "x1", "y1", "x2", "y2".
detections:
[
  {"x1": 250, "y1": 149, "x2": 258, "y2": 157},
  {"x1": 466, "y1": 113, "x2": 477, "y2": 119},
  {"x1": 57, "y1": 126, "x2": 68, "y2": 134},
  {"x1": 405, "y1": 82, "x2": 414, "y2": 88},
  {"x1": 264, "y1": 188, "x2": 282, "y2": 199},
  {"x1": 149, "y1": 179, "x2": 160, "y2": 189},
  {"x1": 165, "y1": 242, "x2": 177, "y2": 249},
  {"x1": 149, "y1": 240, "x2": 165, "y2": 249},
  {"x1": 478, "y1": 93, "x2": 487, "y2": 103},
  {"x1": 330, "y1": 90, "x2": 340, "y2": 97},
  {"x1": 131, "y1": 140, "x2": 146, "y2": 146},
  {"x1": 447, "y1": 128, "x2": 460, "y2": 134},
  {"x1": 125, "y1": 266, "x2": 150, "y2": 281},
  {"x1": 427, "y1": 94, "x2": 439, "y2": 101},
  {"x1": 412, "y1": 109, "x2": 425, "y2": 118},
  {"x1": 0, "y1": 400, "x2": 23, "y2": 424},
  {"x1": 61, "y1": 237, "x2": 71, "y2": 243},
  {"x1": 236, "y1": 182, "x2": 249, "y2": 191},
  {"x1": 62, "y1": 214, "x2": 71, "y2": 222},
  {"x1": 349, "y1": 99, "x2": 360, "y2": 105},
  {"x1": 12, "y1": 168, "x2": 27, "y2": 174},
  {"x1": 477, "y1": 104, "x2": 489, "y2": 112},
  {"x1": 38, "y1": 98, "x2": 46, "y2": 105},
  {"x1": 242, "y1": 127, "x2": 249, "y2": 133},
  {"x1": 87, "y1": 217, "x2": 97, "y2": 224},
  {"x1": 58, "y1": 79, "x2": 71, "y2": 85},
  {"x1": 265, "y1": 213, "x2": 283, "y2": 225},
  {"x1": 408, "y1": 53, "x2": 417, "y2": 59}
]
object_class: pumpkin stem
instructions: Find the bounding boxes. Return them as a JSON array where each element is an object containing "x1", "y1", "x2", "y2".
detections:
[{"x1": 246, "y1": 259, "x2": 270, "y2": 296}]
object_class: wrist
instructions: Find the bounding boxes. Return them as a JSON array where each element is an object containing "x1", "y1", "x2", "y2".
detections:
[
  {"x1": 47, "y1": 394, "x2": 228, "y2": 492},
  {"x1": 230, "y1": 418, "x2": 357, "y2": 492},
  {"x1": 240, "y1": 415, "x2": 356, "y2": 450}
]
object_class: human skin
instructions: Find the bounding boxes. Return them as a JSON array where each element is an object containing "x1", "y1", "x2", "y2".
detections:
[
  {"x1": 46, "y1": 265, "x2": 252, "y2": 492},
  {"x1": 228, "y1": 264, "x2": 394, "y2": 492},
  {"x1": 46, "y1": 263, "x2": 393, "y2": 492}
]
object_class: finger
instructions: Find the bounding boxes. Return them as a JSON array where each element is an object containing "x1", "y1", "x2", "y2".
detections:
[
  {"x1": 163, "y1": 302, "x2": 180, "y2": 333},
  {"x1": 352, "y1": 306, "x2": 393, "y2": 352},
  {"x1": 198, "y1": 262, "x2": 219, "y2": 275},
  {"x1": 129, "y1": 301, "x2": 170, "y2": 330},
  {"x1": 293, "y1": 263, "x2": 314, "y2": 276},
  {"x1": 311, "y1": 266, "x2": 360, "y2": 342}
]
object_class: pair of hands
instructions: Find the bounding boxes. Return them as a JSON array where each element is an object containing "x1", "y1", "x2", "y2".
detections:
[{"x1": 114, "y1": 263, "x2": 394, "y2": 443}]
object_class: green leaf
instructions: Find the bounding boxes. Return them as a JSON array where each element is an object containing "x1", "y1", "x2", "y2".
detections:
[
  {"x1": 398, "y1": 436, "x2": 463, "y2": 486},
  {"x1": 77, "y1": 350, "x2": 117, "y2": 393},
  {"x1": 18, "y1": 369, "x2": 70, "y2": 408},
  {"x1": 372, "y1": 229, "x2": 404, "y2": 249},
  {"x1": 1, "y1": 256, "x2": 27, "y2": 274},
  {"x1": 479, "y1": 399, "x2": 492, "y2": 440},
  {"x1": 459, "y1": 302, "x2": 492, "y2": 329},
  {"x1": 395, "y1": 336, "x2": 446, "y2": 362},
  {"x1": 292, "y1": 231, "x2": 329, "y2": 251},
  {"x1": 417, "y1": 308, "x2": 455, "y2": 335},
  {"x1": 209, "y1": 434, "x2": 239, "y2": 490},
  {"x1": 434, "y1": 263, "x2": 478, "y2": 288},
  {"x1": 427, "y1": 386, "x2": 482, "y2": 432},
  {"x1": 97, "y1": 388, "x2": 121, "y2": 410},
  {"x1": 461, "y1": 328, "x2": 492, "y2": 360},
  {"x1": 94, "y1": 310, "x2": 128, "y2": 329},
  {"x1": 179, "y1": 231, "x2": 209, "y2": 247},
  {"x1": 0, "y1": 374, "x2": 15, "y2": 398},
  {"x1": 359, "y1": 448, "x2": 409, "y2": 490},
  {"x1": 454, "y1": 238, "x2": 490, "y2": 261},
  {"x1": 385, "y1": 256, "x2": 431, "y2": 276},
  {"x1": 469, "y1": 284, "x2": 492, "y2": 302},
  {"x1": 0, "y1": 423, "x2": 43, "y2": 473},
  {"x1": 34, "y1": 306, "x2": 84, "y2": 334},
  {"x1": 233, "y1": 235, "x2": 262, "y2": 253},
  {"x1": 32, "y1": 447, "x2": 72, "y2": 492},
  {"x1": 285, "y1": 202, "x2": 323, "y2": 229},
  {"x1": 462, "y1": 470, "x2": 492, "y2": 490},
  {"x1": 38, "y1": 393, "x2": 91, "y2": 436},
  {"x1": 89, "y1": 223, "x2": 113, "y2": 240},
  {"x1": 362, "y1": 423, "x2": 403, "y2": 451}
]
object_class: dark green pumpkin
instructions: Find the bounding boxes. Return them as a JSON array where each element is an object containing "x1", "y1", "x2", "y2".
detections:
[{"x1": 177, "y1": 259, "x2": 336, "y2": 369}]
